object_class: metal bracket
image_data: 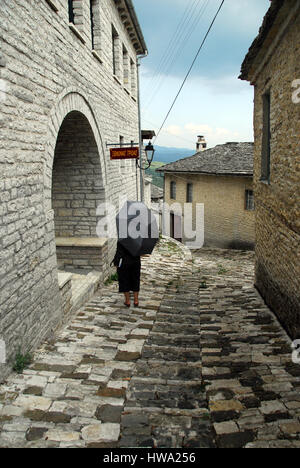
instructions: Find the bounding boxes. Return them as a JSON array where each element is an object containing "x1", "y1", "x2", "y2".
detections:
[{"x1": 106, "y1": 142, "x2": 139, "y2": 148}]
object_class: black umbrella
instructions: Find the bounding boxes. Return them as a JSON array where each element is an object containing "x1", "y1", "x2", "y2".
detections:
[{"x1": 116, "y1": 201, "x2": 159, "y2": 256}]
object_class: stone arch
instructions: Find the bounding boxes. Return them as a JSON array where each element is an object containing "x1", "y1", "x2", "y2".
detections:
[
  {"x1": 44, "y1": 89, "x2": 107, "y2": 213},
  {"x1": 52, "y1": 110, "x2": 105, "y2": 238}
]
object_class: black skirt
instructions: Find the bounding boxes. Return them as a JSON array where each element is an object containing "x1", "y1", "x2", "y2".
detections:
[{"x1": 117, "y1": 262, "x2": 141, "y2": 292}]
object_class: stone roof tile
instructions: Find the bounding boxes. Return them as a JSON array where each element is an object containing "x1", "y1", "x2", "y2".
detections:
[{"x1": 156, "y1": 142, "x2": 253, "y2": 176}]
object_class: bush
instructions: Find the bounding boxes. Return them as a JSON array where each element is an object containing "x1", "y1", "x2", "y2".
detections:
[{"x1": 13, "y1": 348, "x2": 32, "y2": 374}]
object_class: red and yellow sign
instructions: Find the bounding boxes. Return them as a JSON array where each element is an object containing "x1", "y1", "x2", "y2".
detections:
[{"x1": 110, "y1": 147, "x2": 139, "y2": 160}]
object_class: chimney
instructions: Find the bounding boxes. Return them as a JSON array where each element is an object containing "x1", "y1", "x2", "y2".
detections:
[{"x1": 196, "y1": 135, "x2": 207, "y2": 152}]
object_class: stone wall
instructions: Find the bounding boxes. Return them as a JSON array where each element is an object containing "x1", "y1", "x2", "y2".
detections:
[
  {"x1": 164, "y1": 173, "x2": 255, "y2": 250},
  {"x1": 57, "y1": 272, "x2": 72, "y2": 324},
  {"x1": 252, "y1": 10, "x2": 300, "y2": 338},
  {"x1": 0, "y1": 0, "x2": 144, "y2": 381},
  {"x1": 56, "y1": 237, "x2": 109, "y2": 273}
]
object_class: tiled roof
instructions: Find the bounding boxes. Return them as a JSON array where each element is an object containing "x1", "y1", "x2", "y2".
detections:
[{"x1": 156, "y1": 142, "x2": 254, "y2": 176}]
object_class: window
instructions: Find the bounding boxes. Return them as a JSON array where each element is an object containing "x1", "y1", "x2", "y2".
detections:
[
  {"x1": 112, "y1": 25, "x2": 120, "y2": 78},
  {"x1": 123, "y1": 45, "x2": 129, "y2": 89},
  {"x1": 90, "y1": 0, "x2": 95, "y2": 49},
  {"x1": 261, "y1": 91, "x2": 271, "y2": 182},
  {"x1": 68, "y1": 0, "x2": 74, "y2": 23},
  {"x1": 68, "y1": 0, "x2": 85, "y2": 43},
  {"x1": 130, "y1": 59, "x2": 136, "y2": 97},
  {"x1": 170, "y1": 181, "x2": 176, "y2": 200},
  {"x1": 187, "y1": 183, "x2": 193, "y2": 203},
  {"x1": 90, "y1": 0, "x2": 102, "y2": 55},
  {"x1": 245, "y1": 190, "x2": 255, "y2": 211}
]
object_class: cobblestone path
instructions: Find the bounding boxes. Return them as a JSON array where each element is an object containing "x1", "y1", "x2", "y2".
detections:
[{"x1": 1, "y1": 240, "x2": 300, "y2": 448}]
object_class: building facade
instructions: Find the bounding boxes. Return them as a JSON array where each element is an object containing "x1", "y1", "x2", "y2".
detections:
[
  {"x1": 240, "y1": 0, "x2": 300, "y2": 338},
  {"x1": 158, "y1": 142, "x2": 255, "y2": 250},
  {"x1": 0, "y1": 0, "x2": 147, "y2": 380}
]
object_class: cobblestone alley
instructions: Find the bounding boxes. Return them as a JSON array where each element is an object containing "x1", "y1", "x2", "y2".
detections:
[{"x1": 0, "y1": 238, "x2": 300, "y2": 448}]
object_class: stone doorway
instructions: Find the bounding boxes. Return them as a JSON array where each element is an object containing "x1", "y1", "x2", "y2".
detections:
[
  {"x1": 52, "y1": 111, "x2": 108, "y2": 317},
  {"x1": 52, "y1": 110, "x2": 105, "y2": 240}
]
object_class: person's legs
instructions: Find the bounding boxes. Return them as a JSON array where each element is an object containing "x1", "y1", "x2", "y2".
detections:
[
  {"x1": 133, "y1": 291, "x2": 139, "y2": 306},
  {"x1": 124, "y1": 292, "x2": 130, "y2": 307}
]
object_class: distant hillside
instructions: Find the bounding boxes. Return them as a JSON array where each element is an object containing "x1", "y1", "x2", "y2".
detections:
[
  {"x1": 146, "y1": 146, "x2": 195, "y2": 188},
  {"x1": 145, "y1": 161, "x2": 165, "y2": 189},
  {"x1": 153, "y1": 145, "x2": 195, "y2": 164}
]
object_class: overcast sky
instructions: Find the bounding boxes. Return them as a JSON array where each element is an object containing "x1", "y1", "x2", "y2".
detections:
[{"x1": 133, "y1": 0, "x2": 270, "y2": 149}]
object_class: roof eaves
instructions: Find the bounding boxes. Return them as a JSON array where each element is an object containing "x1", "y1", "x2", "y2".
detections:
[
  {"x1": 240, "y1": 0, "x2": 286, "y2": 81},
  {"x1": 157, "y1": 169, "x2": 253, "y2": 177},
  {"x1": 124, "y1": 0, "x2": 148, "y2": 55}
]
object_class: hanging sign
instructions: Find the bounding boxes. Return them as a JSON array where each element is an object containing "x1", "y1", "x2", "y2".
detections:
[{"x1": 110, "y1": 147, "x2": 139, "y2": 160}]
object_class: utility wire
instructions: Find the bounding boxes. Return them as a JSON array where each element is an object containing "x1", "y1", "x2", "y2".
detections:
[
  {"x1": 143, "y1": 0, "x2": 200, "y2": 97},
  {"x1": 153, "y1": 0, "x2": 225, "y2": 145},
  {"x1": 143, "y1": 0, "x2": 210, "y2": 112},
  {"x1": 143, "y1": 0, "x2": 206, "y2": 110},
  {"x1": 143, "y1": 117, "x2": 195, "y2": 147}
]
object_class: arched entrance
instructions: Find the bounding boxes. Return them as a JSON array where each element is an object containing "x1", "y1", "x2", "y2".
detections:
[{"x1": 52, "y1": 110, "x2": 107, "y2": 272}]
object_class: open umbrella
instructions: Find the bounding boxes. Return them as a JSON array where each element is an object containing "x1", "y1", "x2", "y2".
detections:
[{"x1": 116, "y1": 201, "x2": 159, "y2": 256}]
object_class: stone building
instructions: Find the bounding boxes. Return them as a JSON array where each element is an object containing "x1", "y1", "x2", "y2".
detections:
[
  {"x1": 240, "y1": 0, "x2": 300, "y2": 338},
  {"x1": 157, "y1": 141, "x2": 255, "y2": 250},
  {"x1": 0, "y1": 0, "x2": 147, "y2": 380}
]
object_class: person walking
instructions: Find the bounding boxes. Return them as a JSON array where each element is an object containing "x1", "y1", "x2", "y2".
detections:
[{"x1": 113, "y1": 240, "x2": 141, "y2": 307}]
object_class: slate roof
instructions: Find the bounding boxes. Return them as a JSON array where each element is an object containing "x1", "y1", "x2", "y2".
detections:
[
  {"x1": 156, "y1": 142, "x2": 254, "y2": 177},
  {"x1": 151, "y1": 184, "x2": 164, "y2": 200}
]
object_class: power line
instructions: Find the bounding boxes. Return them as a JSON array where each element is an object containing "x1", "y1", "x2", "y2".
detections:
[
  {"x1": 143, "y1": 0, "x2": 207, "y2": 111},
  {"x1": 143, "y1": 0, "x2": 201, "y2": 97},
  {"x1": 143, "y1": 0, "x2": 211, "y2": 113},
  {"x1": 153, "y1": 0, "x2": 225, "y2": 145},
  {"x1": 143, "y1": 117, "x2": 195, "y2": 147},
  {"x1": 143, "y1": 0, "x2": 197, "y2": 95}
]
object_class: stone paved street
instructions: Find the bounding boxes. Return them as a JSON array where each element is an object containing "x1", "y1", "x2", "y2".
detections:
[{"x1": 1, "y1": 238, "x2": 300, "y2": 448}]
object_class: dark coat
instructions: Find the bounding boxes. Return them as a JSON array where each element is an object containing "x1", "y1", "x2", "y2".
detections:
[
  {"x1": 113, "y1": 242, "x2": 141, "y2": 292},
  {"x1": 112, "y1": 241, "x2": 141, "y2": 268}
]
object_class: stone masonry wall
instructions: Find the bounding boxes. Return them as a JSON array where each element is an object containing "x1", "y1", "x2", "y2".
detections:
[
  {"x1": 252, "y1": 10, "x2": 300, "y2": 338},
  {"x1": 0, "y1": 0, "x2": 143, "y2": 381},
  {"x1": 164, "y1": 173, "x2": 255, "y2": 250}
]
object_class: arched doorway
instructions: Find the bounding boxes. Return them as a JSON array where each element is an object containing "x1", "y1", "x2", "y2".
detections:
[{"x1": 52, "y1": 111, "x2": 107, "y2": 272}]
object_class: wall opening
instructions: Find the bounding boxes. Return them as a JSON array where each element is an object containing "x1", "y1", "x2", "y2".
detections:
[{"x1": 52, "y1": 111, "x2": 107, "y2": 272}]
